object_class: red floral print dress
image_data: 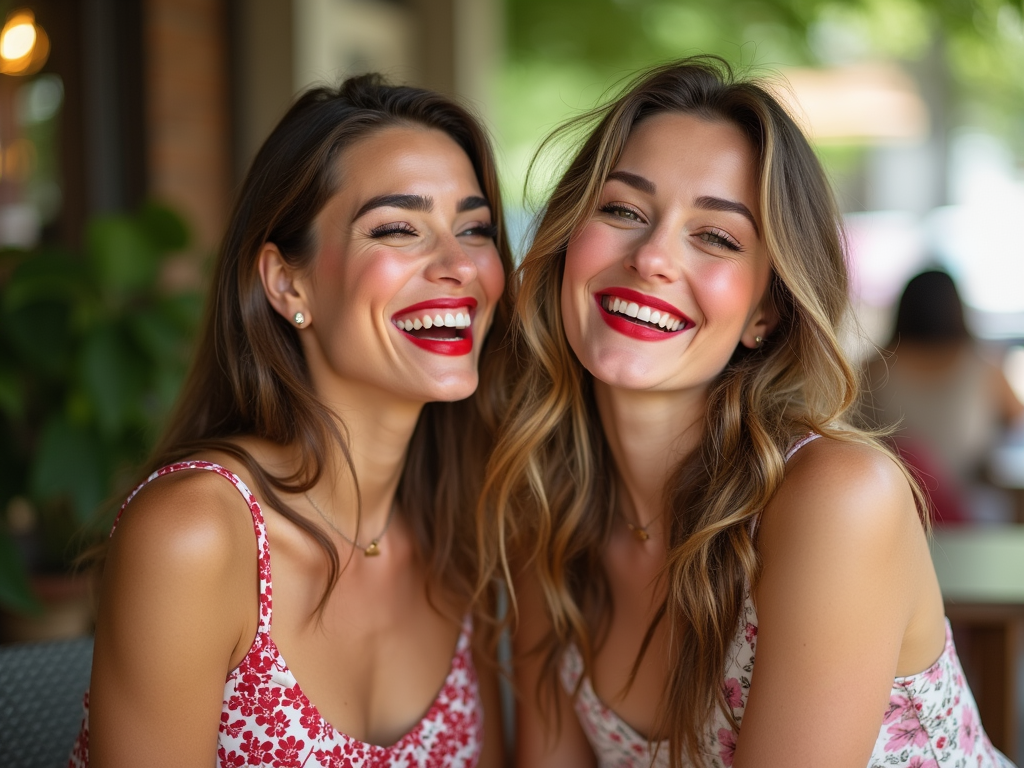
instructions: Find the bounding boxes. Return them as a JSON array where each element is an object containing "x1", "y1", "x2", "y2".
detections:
[
  {"x1": 69, "y1": 461, "x2": 484, "y2": 768},
  {"x1": 559, "y1": 436, "x2": 1015, "y2": 767}
]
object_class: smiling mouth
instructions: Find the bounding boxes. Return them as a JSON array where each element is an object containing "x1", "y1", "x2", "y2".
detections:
[
  {"x1": 600, "y1": 295, "x2": 688, "y2": 333},
  {"x1": 392, "y1": 308, "x2": 473, "y2": 341}
]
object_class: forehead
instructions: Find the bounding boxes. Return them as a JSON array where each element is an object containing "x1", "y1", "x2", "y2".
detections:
[
  {"x1": 615, "y1": 111, "x2": 758, "y2": 207},
  {"x1": 334, "y1": 125, "x2": 482, "y2": 202}
]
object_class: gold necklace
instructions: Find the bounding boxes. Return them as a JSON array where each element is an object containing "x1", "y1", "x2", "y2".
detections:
[
  {"x1": 622, "y1": 510, "x2": 664, "y2": 542},
  {"x1": 304, "y1": 492, "x2": 395, "y2": 557}
]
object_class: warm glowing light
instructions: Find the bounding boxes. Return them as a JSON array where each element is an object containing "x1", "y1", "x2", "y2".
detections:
[
  {"x1": 0, "y1": 21, "x2": 35, "y2": 60},
  {"x1": 776, "y1": 64, "x2": 928, "y2": 143},
  {"x1": 0, "y1": 10, "x2": 48, "y2": 76}
]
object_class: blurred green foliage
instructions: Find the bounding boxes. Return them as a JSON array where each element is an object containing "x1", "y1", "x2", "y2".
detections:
[
  {"x1": 498, "y1": 0, "x2": 1024, "y2": 202},
  {"x1": 0, "y1": 203, "x2": 201, "y2": 614}
]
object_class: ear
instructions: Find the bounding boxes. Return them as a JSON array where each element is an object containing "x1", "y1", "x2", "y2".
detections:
[
  {"x1": 258, "y1": 243, "x2": 310, "y2": 328},
  {"x1": 741, "y1": 294, "x2": 779, "y2": 350}
]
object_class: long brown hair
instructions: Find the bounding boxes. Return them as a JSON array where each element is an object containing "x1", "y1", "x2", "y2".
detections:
[
  {"x1": 480, "y1": 57, "x2": 920, "y2": 766},
  {"x1": 131, "y1": 74, "x2": 513, "y2": 615}
]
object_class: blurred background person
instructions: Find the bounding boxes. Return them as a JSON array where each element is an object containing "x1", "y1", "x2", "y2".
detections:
[{"x1": 863, "y1": 269, "x2": 1024, "y2": 525}]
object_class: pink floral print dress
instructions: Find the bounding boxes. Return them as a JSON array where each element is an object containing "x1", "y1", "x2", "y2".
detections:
[
  {"x1": 561, "y1": 596, "x2": 1013, "y2": 768},
  {"x1": 559, "y1": 436, "x2": 1015, "y2": 768},
  {"x1": 69, "y1": 461, "x2": 484, "y2": 768}
]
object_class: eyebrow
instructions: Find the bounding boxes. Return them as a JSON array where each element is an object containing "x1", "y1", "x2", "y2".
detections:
[
  {"x1": 694, "y1": 195, "x2": 760, "y2": 236},
  {"x1": 606, "y1": 170, "x2": 655, "y2": 195},
  {"x1": 354, "y1": 193, "x2": 490, "y2": 221},
  {"x1": 354, "y1": 194, "x2": 431, "y2": 220},
  {"x1": 457, "y1": 195, "x2": 490, "y2": 213},
  {"x1": 606, "y1": 170, "x2": 759, "y2": 235}
]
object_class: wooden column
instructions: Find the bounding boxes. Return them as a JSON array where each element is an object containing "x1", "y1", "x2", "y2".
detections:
[{"x1": 144, "y1": 0, "x2": 231, "y2": 258}]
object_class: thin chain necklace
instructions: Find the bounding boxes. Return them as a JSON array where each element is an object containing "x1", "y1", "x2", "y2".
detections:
[
  {"x1": 621, "y1": 510, "x2": 664, "y2": 542},
  {"x1": 304, "y1": 492, "x2": 396, "y2": 557}
]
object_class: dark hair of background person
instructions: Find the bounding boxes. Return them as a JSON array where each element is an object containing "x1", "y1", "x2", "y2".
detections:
[
  {"x1": 889, "y1": 269, "x2": 970, "y2": 347},
  {"x1": 479, "y1": 56, "x2": 924, "y2": 768},
  {"x1": 92, "y1": 74, "x2": 515, "y2": 621}
]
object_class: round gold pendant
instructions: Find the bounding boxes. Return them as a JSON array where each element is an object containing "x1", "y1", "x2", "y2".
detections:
[{"x1": 364, "y1": 541, "x2": 381, "y2": 556}]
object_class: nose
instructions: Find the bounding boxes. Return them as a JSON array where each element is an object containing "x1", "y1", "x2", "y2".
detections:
[
  {"x1": 424, "y1": 232, "x2": 479, "y2": 286},
  {"x1": 623, "y1": 226, "x2": 682, "y2": 283}
]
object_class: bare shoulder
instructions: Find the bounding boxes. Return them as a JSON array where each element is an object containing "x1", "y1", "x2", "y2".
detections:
[
  {"x1": 107, "y1": 467, "x2": 256, "y2": 573},
  {"x1": 759, "y1": 437, "x2": 921, "y2": 564},
  {"x1": 90, "y1": 466, "x2": 261, "y2": 761}
]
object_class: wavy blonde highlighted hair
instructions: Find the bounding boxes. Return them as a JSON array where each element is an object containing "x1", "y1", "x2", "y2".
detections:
[{"x1": 479, "y1": 57, "x2": 922, "y2": 767}]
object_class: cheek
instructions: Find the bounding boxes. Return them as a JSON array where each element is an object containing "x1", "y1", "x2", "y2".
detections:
[
  {"x1": 562, "y1": 224, "x2": 617, "y2": 324},
  {"x1": 477, "y1": 248, "x2": 506, "y2": 307},
  {"x1": 319, "y1": 249, "x2": 411, "y2": 311},
  {"x1": 563, "y1": 223, "x2": 619, "y2": 290},
  {"x1": 691, "y1": 259, "x2": 763, "y2": 325}
]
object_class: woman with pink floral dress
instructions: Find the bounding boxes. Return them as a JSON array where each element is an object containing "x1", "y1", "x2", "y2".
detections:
[
  {"x1": 70, "y1": 75, "x2": 512, "y2": 767},
  {"x1": 480, "y1": 57, "x2": 1014, "y2": 768}
]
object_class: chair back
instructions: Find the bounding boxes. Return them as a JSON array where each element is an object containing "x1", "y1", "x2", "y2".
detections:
[{"x1": 0, "y1": 636, "x2": 93, "y2": 768}]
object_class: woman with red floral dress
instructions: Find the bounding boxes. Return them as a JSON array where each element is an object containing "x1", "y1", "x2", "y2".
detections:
[{"x1": 70, "y1": 75, "x2": 512, "y2": 768}]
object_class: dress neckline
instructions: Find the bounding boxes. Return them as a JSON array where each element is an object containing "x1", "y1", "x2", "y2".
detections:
[
  {"x1": 256, "y1": 618, "x2": 474, "y2": 751},
  {"x1": 130, "y1": 461, "x2": 476, "y2": 754}
]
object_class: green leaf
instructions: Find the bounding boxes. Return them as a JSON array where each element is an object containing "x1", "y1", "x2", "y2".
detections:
[
  {"x1": 131, "y1": 307, "x2": 186, "y2": 361},
  {"x1": 0, "y1": 530, "x2": 43, "y2": 615},
  {"x1": 1, "y1": 300, "x2": 74, "y2": 377},
  {"x1": 86, "y1": 215, "x2": 160, "y2": 297},
  {"x1": 1, "y1": 248, "x2": 88, "y2": 312},
  {"x1": 79, "y1": 326, "x2": 146, "y2": 437},
  {"x1": 0, "y1": 364, "x2": 24, "y2": 420},
  {"x1": 30, "y1": 416, "x2": 106, "y2": 524},
  {"x1": 161, "y1": 292, "x2": 204, "y2": 331},
  {"x1": 138, "y1": 202, "x2": 190, "y2": 252}
]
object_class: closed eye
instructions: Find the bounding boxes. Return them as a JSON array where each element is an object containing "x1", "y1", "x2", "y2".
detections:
[
  {"x1": 599, "y1": 203, "x2": 646, "y2": 224},
  {"x1": 369, "y1": 222, "x2": 418, "y2": 238},
  {"x1": 458, "y1": 223, "x2": 498, "y2": 240}
]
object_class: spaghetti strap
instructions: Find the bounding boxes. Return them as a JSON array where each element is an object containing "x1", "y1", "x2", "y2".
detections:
[
  {"x1": 785, "y1": 432, "x2": 821, "y2": 462},
  {"x1": 111, "y1": 461, "x2": 273, "y2": 634}
]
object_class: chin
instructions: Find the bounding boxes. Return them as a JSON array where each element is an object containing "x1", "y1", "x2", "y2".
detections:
[
  {"x1": 576, "y1": 347, "x2": 662, "y2": 391},
  {"x1": 419, "y1": 371, "x2": 480, "y2": 403}
]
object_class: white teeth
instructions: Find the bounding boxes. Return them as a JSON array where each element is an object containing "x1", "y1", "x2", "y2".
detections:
[
  {"x1": 394, "y1": 306, "x2": 474, "y2": 332},
  {"x1": 603, "y1": 295, "x2": 683, "y2": 332}
]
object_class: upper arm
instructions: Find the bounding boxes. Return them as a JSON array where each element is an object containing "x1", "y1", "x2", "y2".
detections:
[
  {"x1": 734, "y1": 440, "x2": 921, "y2": 768},
  {"x1": 993, "y1": 364, "x2": 1024, "y2": 424},
  {"x1": 512, "y1": 569, "x2": 596, "y2": 768},
  {"x1": 89, "y1": 472, "x2": 257, "y2": 767}
]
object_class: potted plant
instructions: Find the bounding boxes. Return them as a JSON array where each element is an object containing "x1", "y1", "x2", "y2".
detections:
[{"x1": 0, "y1": 202, "x2": 201, "y2": 640}]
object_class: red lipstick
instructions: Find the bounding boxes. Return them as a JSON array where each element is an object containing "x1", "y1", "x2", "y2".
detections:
[
  {"x1": 392, "y1": 298, "x2": 478, "y2": 356},
  {"x1": 594, "y1": 288, "x2": 693, "y2": 342}
]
